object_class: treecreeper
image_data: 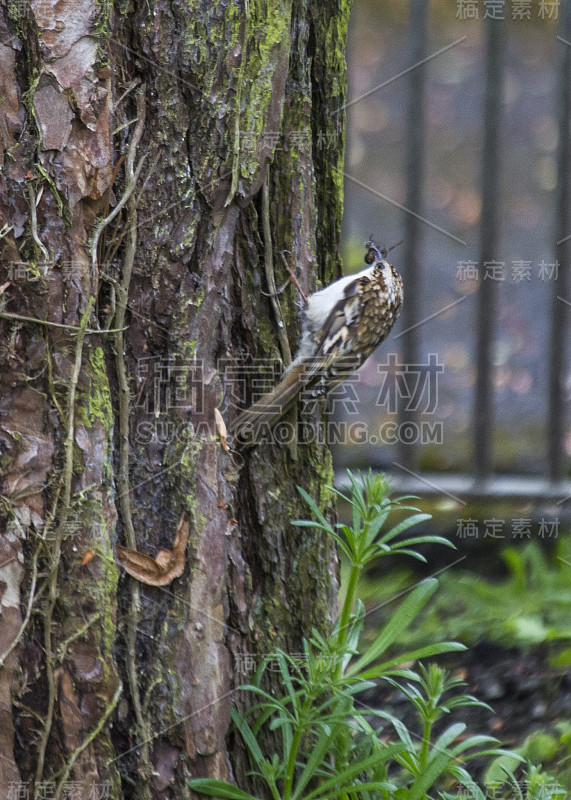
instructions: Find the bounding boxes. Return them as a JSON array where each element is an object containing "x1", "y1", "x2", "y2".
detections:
[{"x1": 232, "y1": 241, "x2": 403, "y2": 445}]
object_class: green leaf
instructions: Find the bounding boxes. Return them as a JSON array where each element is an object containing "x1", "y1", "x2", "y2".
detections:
[
  {"x1": 364, "y1": 507, "x2": 392, "y2": 545},
  {"x1": 430, "y1": 722, "x2": 466, "y2": 757},
  {"x1": 445, "y1": 694, "x2": 493, "y2": 712},
  {"x1": 231, "y1": 709, "x2": 272, "y2": 782},
  {"x1": 451, "y1": 735, "x2": 500, "y2": 756},
  {"x1": 447, "y1": 767, "x2": 487, "y2": 800},
  {"x1": 408, "y1": 747, "x2": 454, "y2": 800},
  {"x1": 302, "y1": 745, "x2": 404, "y2": 800},
  {"x1": 347, "y1": 579, "x2": 439, "y2": 675},
  {"x1": 355, "y1": 642, "x2": 466, "y2": 680},
  {"x1": 291, "y1": 725, "x2": 336, "y2": 800},
  {"x1": 275, "y1": 651, "x2": 298, "y2": 711},
  {"x1": 347, "y1": 470, "x2": 367, "y2": 524},
  {"x1": 384, "y1": 548, "x2": 428, "y2": 562},
  {"x1": 463, "y1": 748, "x2": 523, "y2": 763},
  {"x1": 188, "y1": 778, "x2": 261, "y2": 800},
  {"x1": 244, "y1": 692, "x2": 296, "y2": 724},
  {"x1": 373, "y1": 710, "x2": 415, "y2": 750},
  {"x1": 305, "y1": 780, "x2": 396, "y2": 799},
  {"x1": 291, "y1": 520, "x2": 334, "y2": 532},
  {"x1": 495, "y1": 764, "x2": 524, "y2": 800},
  {"x1": 392, "y1": 535, "x2": 455, "y2": 549},
  {"x1": 295, "y1": 487, "x2": 334, "y2": 534},
  {"x1": 324, "y1": 530, "x2": 354, "y2": 560},
  {"x1": 343, "y1": 599, "x2": 366, "y2": 655},
  {"x1": 249, "y1": 704, "x2": 279, "y2": 737},
  {"x1": 379, "y1": 513, "x2": 432, "y2": 544}
]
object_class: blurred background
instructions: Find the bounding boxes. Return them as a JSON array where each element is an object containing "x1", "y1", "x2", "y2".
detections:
[
  {"x1": 337, "y1": 0, "x2": 569, "y2": 479},
  {"x1": 335, "y1": 0, "x2": 571, "y2": 783}
]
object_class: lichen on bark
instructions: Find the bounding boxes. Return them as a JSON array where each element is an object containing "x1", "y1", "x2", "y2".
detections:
[{"x1": 0, "y1": 0, "x2": 352, "y2": 795}]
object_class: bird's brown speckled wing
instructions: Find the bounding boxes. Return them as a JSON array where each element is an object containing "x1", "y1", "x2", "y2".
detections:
[{"x1": 304, "y1": 271, "x2": 396, "y2": 385}]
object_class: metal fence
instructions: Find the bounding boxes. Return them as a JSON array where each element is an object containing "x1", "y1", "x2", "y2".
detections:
[
  {"x1": 380, "y1": 4, "x2": 571, "y2": 501},
  {"x1": 336, "y1": 3, "x2": 570, "y2": 502}
]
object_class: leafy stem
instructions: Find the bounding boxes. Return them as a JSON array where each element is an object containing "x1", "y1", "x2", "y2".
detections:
[{"x1": 190, "y1": 470, "x2": 520, "y2": 800}]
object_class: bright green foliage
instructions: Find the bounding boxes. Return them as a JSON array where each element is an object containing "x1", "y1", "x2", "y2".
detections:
[
  {"x1": 190, "y1": 471, "x2": 522, "y2": 800},
  {"x1": 480, "y1": 763, "x2": 567, "y2": 800},
  {"x1": 359, "y1": 537, "x2": 571, "y2": 653},
  {"x1": 295, "y1": 470, "x2": 452, "y2": 569},
  {"x1": 485, "y1": 722, "x2": 571, "y2": 794},
  {"x1": 381, "y1": 663, "x2": 508, "y2": 800}
]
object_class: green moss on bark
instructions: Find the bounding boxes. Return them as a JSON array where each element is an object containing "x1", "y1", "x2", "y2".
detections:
[{"x1": 87, "y1": 346, "x2": 114, "y2": 430}]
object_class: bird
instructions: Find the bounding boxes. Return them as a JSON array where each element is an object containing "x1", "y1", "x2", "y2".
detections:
[{"x1": 232, "y1": 240, "x2": 403, "y2": 444}]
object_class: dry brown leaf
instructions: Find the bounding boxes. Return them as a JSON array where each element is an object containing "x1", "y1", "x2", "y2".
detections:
[
  {"x1": 155, "y1": 550, "x2": 173, "y2": 570},
  {"x1": 214, "y1": 407, "x2": 228, "y2": 451},
  {"x1": 116, "y1": 514, "x2": 189, "y2": 586}
]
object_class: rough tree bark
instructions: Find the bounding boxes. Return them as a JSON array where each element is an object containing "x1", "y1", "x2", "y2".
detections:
[{"x1": 0, "y1": 0, "x2": 350, "y2": 796}]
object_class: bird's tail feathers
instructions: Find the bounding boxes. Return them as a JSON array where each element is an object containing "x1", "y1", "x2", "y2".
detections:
[{"x1": 230, "y1": 363, "x2": 307, "y2": 445}]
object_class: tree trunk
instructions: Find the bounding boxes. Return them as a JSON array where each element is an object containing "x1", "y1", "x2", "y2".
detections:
[{"x1": 0, "y1": 0, "x2": 350, "y2": 797}]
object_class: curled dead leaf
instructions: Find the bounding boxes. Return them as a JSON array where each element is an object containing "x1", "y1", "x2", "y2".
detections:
[
  {"x1": 116, "y1": 514, "x2": 189, "y2": 586},
  {"x1": 155, "y1": 550, "x2": 173, "y2": 570},
  {"x1": 214, "y1": 407, "x2": 228, "y2": 451}
]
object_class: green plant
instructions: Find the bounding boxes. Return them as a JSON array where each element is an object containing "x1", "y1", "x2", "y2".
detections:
[
  {"x1": 189, "y1": 471, "x2": 516, "y2": 800},
  {"x1": 481, "y1": 763, "x2": 567, "y2": 800},
  {"x1": 485, "y1": 721, "x2": 571, "y2": 793},
  {"x1": 380, "y1": 662, "x2": 504, "y2": 797},
  {"x1": 358, "y1": 538, "x2": 571, "y2": 654}
]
